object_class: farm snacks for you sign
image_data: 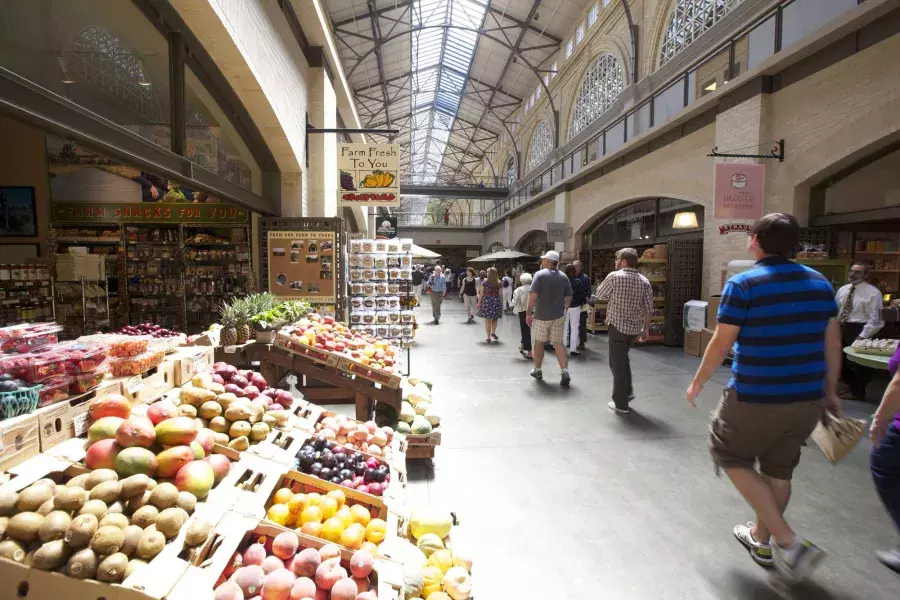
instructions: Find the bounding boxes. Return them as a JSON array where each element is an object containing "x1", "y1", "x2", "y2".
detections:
[
  {"x1": 267, "y1": 231, "x2": 336, "y2": 303},
  {"x1": 51, "y1": 201, "x2": 249, "y2": 225},
  {"x1": 337, "y1": 144, "x2": 401, "y2": 207}
]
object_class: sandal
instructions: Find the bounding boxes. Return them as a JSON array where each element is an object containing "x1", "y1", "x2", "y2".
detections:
[
  {"x1": 485, "y1": 337, "x2": 492, "y2": 343},
  {"x1": 524, "y1": 352, "x2": 533, "y2": 359}
]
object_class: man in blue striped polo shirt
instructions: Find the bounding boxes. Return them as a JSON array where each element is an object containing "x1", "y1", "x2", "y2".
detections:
[{"x1": 687, "y1": 213, "x2": 842, "y2": 582}]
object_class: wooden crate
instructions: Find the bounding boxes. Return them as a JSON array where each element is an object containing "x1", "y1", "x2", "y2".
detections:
[{"x1": 274, "y1": 332, "x2": 341, "y2": 367}]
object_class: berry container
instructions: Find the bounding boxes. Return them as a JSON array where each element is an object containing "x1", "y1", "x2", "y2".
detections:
[
  {"x1": 38, "y1": 376, "x2": 71, "y2": 407},
  {"x1": 10, "y1": 352, "x2": 67, "y2": 383},
  {"x1": 0, "y1": 384, "x2": 40, "y2": 420},
  {"x1": 70, "y1": 365, "x2": 109, "y2": 394},
  {"x1": 57, "y1": 342, "x2": 108, "y2": 375},
  {"x1": 109, "y1": 335, "x2": 151, "y2": 358},
  {"x1": 0, "y1": 323, "x2": 62, "y2": 353},
  {"x1": 108, "y1": 350, "x2": 164, "y2": 377}
]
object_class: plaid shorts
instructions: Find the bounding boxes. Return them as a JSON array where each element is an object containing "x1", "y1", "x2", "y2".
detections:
[{"x1": 532, "y1": 316, "x2": 565, "y2": 344}]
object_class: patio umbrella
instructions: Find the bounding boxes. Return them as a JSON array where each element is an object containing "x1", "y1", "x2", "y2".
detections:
[
  {"x1": 468, "y1": 249, "x2": 533, "y2": 262},
  {"x1": 410, "y1": 243, "x2": 441, "y2": 259}
]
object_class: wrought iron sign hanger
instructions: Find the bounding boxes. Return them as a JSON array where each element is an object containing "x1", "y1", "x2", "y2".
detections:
[{"x1": 708, "y1": 139, "x2": 785, "y2": 162}]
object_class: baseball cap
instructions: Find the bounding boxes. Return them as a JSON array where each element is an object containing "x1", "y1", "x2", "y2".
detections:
[{"x1": 541, "y1": 250, "x2": 560, "y2": 262}]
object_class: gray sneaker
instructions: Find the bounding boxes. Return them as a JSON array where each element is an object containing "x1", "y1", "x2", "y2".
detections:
[
  {"x1": 530, "y1": 368, "x2": 542, "y2": 380},
  {"x1": 772, "y1": 538, "x2": 826, "y2": 582},
  {"x1": 560, "y1": 369, "x2": 570, "y2": 387}
]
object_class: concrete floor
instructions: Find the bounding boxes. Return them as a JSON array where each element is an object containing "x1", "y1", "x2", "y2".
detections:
[{"x1": 380, "y1": 296, "x2": 899, "y2": 599}]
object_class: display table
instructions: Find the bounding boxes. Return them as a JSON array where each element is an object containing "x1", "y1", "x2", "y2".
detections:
[{"x1": 843, "y1": 346, "x2": 892, "y2": 370}]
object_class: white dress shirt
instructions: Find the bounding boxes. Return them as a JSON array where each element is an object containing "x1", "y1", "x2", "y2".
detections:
[{"x1": 836, "y1": 281, "x2": 884, "y2": 338}]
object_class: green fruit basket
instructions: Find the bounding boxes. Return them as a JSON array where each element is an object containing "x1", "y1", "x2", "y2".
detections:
[{"x1": 0, "y1": 385, "x2": 41, "y2": 420}]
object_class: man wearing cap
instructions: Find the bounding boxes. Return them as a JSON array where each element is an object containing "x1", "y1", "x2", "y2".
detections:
[{"x1": 526, "y1": 250, "x2": 573, "y2": 386}]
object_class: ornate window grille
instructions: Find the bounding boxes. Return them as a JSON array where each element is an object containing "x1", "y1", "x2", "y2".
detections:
[
  {"x1": 659, "y1": 0, "x2": 744, "y2": 66},
  {"x1": 527, "y1": 121, "x2": 553, "y2": 171},
  {"x1": 65, "y1": 26, "x2": 163, "y2": 123},
  {"x1": 568, "y1": 53, "x2": 624, "y2": 140}
]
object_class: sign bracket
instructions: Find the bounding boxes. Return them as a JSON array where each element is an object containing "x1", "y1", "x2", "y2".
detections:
[{"x1": 708, "y1": 139, "x2": 785, "y2": 162}]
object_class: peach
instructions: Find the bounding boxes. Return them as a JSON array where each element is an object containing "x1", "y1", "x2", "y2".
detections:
[
  {"x1": 272, "y1": 532, "x2": 298, "y2": 560},
  {"x1": 242, "y1": 544, "x2": 267, "y2": 567},
  {"x1": 260, "y1": 568, "x2": 295, "y2": 600},
  {"x1": 355, "y1": 592, "x2": 378, "y2": 600},
  {"x1": 233, "y1": 565, "x2": 266, "y2": 598},
  {"x1": 288, "y1": 577, "x2": 316, "y2": 600},
  {"x1": 348, "y1": 551, "x2": 373, "y2": 579},
  {"x1": 318, "y1": 544, "x2": 341, "y2": 561},
  {"x1": 214, "y1": 581, "x2": 244, "y2": 600},
  {"x1": 262, "y1": 556, "x2": 285, "y2": 575},
  {"x1": 288, "y1": 548, "x2": 320, "y2": 577},
  {"x1": 314, "y1": 557, "x2": 346, "y2": 590},
  {"x1": 223, "y1": 552, "x2": 243, "y2": 578},
  {"x1": 329, "y1": 578, "x2": 358, "y2": 600},
  {"x1": 352, "y1": 577, "x2": 369, "y2": 593}
]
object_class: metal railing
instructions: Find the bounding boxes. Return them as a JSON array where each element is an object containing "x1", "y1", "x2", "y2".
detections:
[
  {"x1": 485, "y1": 0, "x2": 859, "y2": 225},
  {"x1": 396, "y1": 212, "x2": 486, "y2": 227},
  {"x1": 399, "y1": 174, "x2": 510, "y2": 189}
]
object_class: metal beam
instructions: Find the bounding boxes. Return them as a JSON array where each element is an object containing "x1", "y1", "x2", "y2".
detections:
[
  {"x1": 487, "y1": 6, "x2": 561, "y2": 44},
  {"x1": 367, "y1": 0, "x2": 394, "y2": 132},
  {"x1": 333, "y1": 0, "x2": 414, "y2": 27}
]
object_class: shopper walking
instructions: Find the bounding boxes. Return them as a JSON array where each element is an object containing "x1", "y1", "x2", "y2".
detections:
[
  {"x1": 526, "y1": 251, "x2": 573, "y2": 386},
  {"x1": 835, "y1": 262, "x2": 884, "y2": 400},
  {"x1": 573, "y1": 261, "x2": 590, "y2": 350},
  {"x1": 512, "y1": 272, "x2": 533, "y2": 359},
  {"x1": 411, "y1": 267, "x2": 425, "y2": 303},
  {"x1": 686, "y1": 213, "x2": 841, "y2": 582},
  {"x1": 459, "y1": 267, "x2": 479, "y2": 323},
  {"x1": 443, "y1": 268, "x2": 452, "y2": 299},
  {"x1": 427, "y1": 266, "x2": 446, "y2": 324},
  {"x1": 501, "y1": 269, "x2": 514, "y2": 314},
  {"x1": 870, "y1": 344, "x2": 900, "y2": 574},
  {"x1": 593, "y1": 248, "x2": 653, "y2": 413},
  {"x1": 477, "y1": 267, "x2": 503, "y2": 342},
  {"x1": 563, "y1": 264, "x2": 586, "y2": 357}
]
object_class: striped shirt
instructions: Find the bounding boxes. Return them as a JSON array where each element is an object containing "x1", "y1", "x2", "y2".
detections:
[{"x1": 718, "y1": 256, "x2": 838, "y2": 404}]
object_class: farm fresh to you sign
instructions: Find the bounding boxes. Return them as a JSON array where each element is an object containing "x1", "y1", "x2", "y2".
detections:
[{"x1": 337, "y1": 143, "x2": 401, "y2": 207}]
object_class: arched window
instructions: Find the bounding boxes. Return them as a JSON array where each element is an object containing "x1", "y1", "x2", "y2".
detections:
[
  {"x1": 568, "y1": 53, "x2": 624, "y2": 140},
  {"x1": 659, "y1": 0, "x2": 745, "y2": 66},
  {"x1": 506, "y1": 156, "x2": 516, "y2": 187},
  {"x1": 65, "y1": 26, "x2": 163, "y2": 123},
  {"x1": 527, "y1": 121, "x2": 553, "y2": 172}
]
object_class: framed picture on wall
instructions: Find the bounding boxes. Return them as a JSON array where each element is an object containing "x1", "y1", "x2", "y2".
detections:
[{"x1": 0, "y1": 186, "x2": 37, "y2": 237}]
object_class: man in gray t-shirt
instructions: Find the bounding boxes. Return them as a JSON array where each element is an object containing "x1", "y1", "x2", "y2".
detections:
[{"x1": 526, "y1": 251, "x2": 573, "y2": 386}]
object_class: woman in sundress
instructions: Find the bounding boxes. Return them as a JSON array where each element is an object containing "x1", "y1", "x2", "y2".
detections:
[{"x1": 477, "y1": 267, "x2": 503, "y2": 343}]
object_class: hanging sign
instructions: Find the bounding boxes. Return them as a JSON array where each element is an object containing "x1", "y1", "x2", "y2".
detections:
[
  {"x1": 51, "y1": 201, "x2": 249, "y2": 225},
  {"x1": 267, "y1": 231, "x2": 336, "y2": 303},
  {"x1": 547, "y1": 222, "x2": 565, "y2": 243},
  {"x1": 714, "y1": 163, "x2": 765, "y2": 220},
  {"x1": 374, "y1": 216, "x2": 398, "y2": 239},
  {"x1": 718, "y1": 223, "x2": 753, "y2": 235},
  {"x1": 337, "y1": 144, "x2": 401, "y2": 207}
]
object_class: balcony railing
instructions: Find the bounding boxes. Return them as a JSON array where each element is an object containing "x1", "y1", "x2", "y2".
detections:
[
  {"x1": 399, "y1": 174, "x2": 510, "y2": 189},
  {"x1": 396, "y1": 212, "x2": 486, "y2": 227}
]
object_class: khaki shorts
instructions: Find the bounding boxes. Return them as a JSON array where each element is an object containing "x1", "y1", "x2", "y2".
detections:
[
  {"x1": 708, "y1": 389, "x2": 822, "y2": 480},
  {"x1": 532, "y1": 316, "x2": 565, "y2": 345}
]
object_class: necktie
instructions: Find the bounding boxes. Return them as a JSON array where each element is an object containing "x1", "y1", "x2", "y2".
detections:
[{"x1": 839, "y1": 285, "x2": 855, "y2": 323}]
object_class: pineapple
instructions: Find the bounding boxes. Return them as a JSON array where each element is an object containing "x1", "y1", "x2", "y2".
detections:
[
  {"x1": 219, "y1": 302, "x2": 238, "y2": 346},
  {"x1": 233, "y1": 298, "x2": 252, "y2": 344}
]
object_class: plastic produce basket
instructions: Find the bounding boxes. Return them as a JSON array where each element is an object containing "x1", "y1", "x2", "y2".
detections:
[{"x1": 0, "y1": 385, "x2": 41, "y2": 420}]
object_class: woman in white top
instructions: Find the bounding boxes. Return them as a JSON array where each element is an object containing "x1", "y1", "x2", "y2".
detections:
[
  {"x1": 501, "y1": 269, "x2": 514, "y2": 313},
  {"x1": 512, "y1": 272, "x2": 533, "y2": 359}
]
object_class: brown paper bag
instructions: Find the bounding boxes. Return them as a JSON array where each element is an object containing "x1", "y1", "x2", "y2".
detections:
[{"x1": 810, "y1": 413, "x2": 867, "y2": 463}]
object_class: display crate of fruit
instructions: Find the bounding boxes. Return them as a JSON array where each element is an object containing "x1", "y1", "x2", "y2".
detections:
[
  {"x1": 0, "y1": 452, "x2": 224, "y2": 600},
  {"x1": 300, "y1": 408, "x2": 407, "y2": 467},
  {"x1": 0, "y1": 382, "x2": 41, "y2": 420},
  {"x1": 286, "y1": 398, "x2": 326, "y2": 430},
  {"x1": 243, "y1": 427, "x2": 308, "y2": 466},
  {"x1": 38, "y1": 376, "x2": 72, "y2": 407},
  {"x1": 168, "y1": 510, "x2": 404, "y2": 600},
  {"x1": 0, "y1": 322, "x2": 61, "y2": 353},
  {"x1": 336, "y1": 356, "x2": 402, "y2": 389},
  {"x1": 274, "y1": 331, "x2": 341, "y2": 367}
]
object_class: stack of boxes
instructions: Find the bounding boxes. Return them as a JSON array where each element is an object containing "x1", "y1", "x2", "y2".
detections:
[{"x1": 683, "y1": 295, "x2": 720, "y2": 357}]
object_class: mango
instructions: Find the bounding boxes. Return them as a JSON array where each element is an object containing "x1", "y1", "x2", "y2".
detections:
[
  {"x1": 174, "y1": 461, "x2": 215, "y2": 499},
  {"x1": 85, "y1": 439, "x2": 122, "y2": 471},
  {"x1": 115, "y1": 417, "x2": 156, "y2": 448},
  {"x1": 115, "y1": 447, "x2": 158, "y2": 478},
  {"x1": 154, "y1": 417, "x2": 198, "y2": 446},
  {"x1": 189, "y1": 442, "x2": 206, "y2": 460},
  {"x1": 146, "y1": 400, "x2": 179, "y2": 426},
  {"x1": 156, "y1": 446, "x2": 194, "y2": 478},
  {"x1": 204, "y1": 454, "x2": 231, "y2": 484},
  {"x1": 89, "y1": 394, "x2": 131, "y2": 421},
  {"x1": 87, "y1": 417, "x2": 125, "y2": 445}
]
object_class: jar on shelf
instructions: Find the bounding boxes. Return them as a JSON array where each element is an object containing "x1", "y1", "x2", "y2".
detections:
[
  {"x1": 375, "y1": 282, "x2": 389, "y2": 295},
  {"x1": 350, "y1": 239, "x2": 362, "y2": 254}
]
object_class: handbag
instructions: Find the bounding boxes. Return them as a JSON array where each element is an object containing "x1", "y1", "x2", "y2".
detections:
[{"x1": 810, "y1": 412, "x2": 867, "y2": 464}]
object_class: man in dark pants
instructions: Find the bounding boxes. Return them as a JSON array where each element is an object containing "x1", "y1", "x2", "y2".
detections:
[
  {"x1": 835, "y1": 262, "x2": 884, "y2": 399},
  {"x1": 574, "y1": 261, "x2": 590, "y2": 350},
  {"x1": 593, "y1": 248, "x2": 653, "y2": 414}
]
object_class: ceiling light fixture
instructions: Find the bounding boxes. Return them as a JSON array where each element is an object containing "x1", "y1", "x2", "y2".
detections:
[{"x1": 672, "y1": 211, "x2": 699, "y2": 229}]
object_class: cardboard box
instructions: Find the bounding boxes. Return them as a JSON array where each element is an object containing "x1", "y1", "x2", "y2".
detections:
[
  {"x1": 683, "y1": 300, "x2": 708, "y2": 331},
  {"x1": 169, "y1": 345, "x2": 215, "y2": 386},
  {"x1": 707, "y1": 295, "x2": 722, "y2": 330},
  {"x1": 0, "y1": 413, "x2": 40, "y2": 473},
  {"x1": 35, "y1": 402, "x2": 70, "y2": 451},
  {"x1": 701, "y1": 327, "x2": 715, "y2": 355},
  {"x1": 684, "y1": 329, "x2": 702, "y2": 356},
  {"x1": 117, "y1": 362, "x2": 176, "y2": 405}
]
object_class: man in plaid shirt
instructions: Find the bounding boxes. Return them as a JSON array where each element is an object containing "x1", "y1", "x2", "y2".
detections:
[{"x1": 594, "y1": 247, "x2": 653, "y2": 414}]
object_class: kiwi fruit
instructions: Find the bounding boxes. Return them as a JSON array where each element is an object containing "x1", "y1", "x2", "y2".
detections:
[
  {"x1": 0, "y1": 489, "x2": 19, "y2": 516},
  {"x1": 0, "y1": 539, "x2": 26, "y2": 562},
  {"x1": 67, "y1": 548, "x2": 99, "y2": 579},
  {"x1": 65, "y1": 513, "x2": 99, "y2": 548},
  {"x1": 33, "y1": 478, "x2": 57, "y2": 489},
  {"x1": 16, "y1": 485, "x2": 54, "y2": 512},
  {"x1": 90, "y1": 525, "x2": 125, "y2": 555},
  {"x1": 6, "y1": 512, "x2": 44, "y2": 542},
  {"x1": 89, "y1": 480, "x2": 122, "y2": 504},
  {"x1": 146, "y1": 478, "x2": 158, "y2": 490},
  {"x1": 131, "y1": 505, "x2": 159, "y2": 529},
  {"x1": 99, "y1": 513, "x2": 129, "y2": 530},
  {"x1": 127, "y1": 491, "x2": 151, "y2": 513},
  {"x1": 120, "y1": 525, "x2": 144, "y2": 557},
  {"x1": 156, "y1": 508, "x2": 185, "y2": 539},
  {"x1": 228, "y1": 436, "x2": 250, "y2": 451},
  {"x1": 85, "y1": 469, "x2": 118, "y2": 491},
  {"x1": 185, "y1": 518, "x2": 211, "y2": 547},
  {"x1": 179, "y1": 404, "x2": 197, "y2": 418},
  {"x1": 32, "y1": 539, "x2": 72, "y2": 570},
  {"x1": 108, "y1": 500, "x2": 125, "y2": 514},
  {"x1": 66, "y1": 473, "x2": 91, "y2": 488},
  {"x1": 54, "y1": 486, "x2": 88, "y2": 512},
  {"x1": 125, "y1": 558, "x2": 147, "y2": 579},
  {"x1": 78, "y1": 499, "x2": 108, "y2": 520},
  {"x1": 136, "y1": 530, "x2": 166, "y2": 560},
  {"x1": 0, "y1": 516, "x2": 8, "y2": 537},
  {"x1": 97, "y1": 552, "x2": 129, "y2": 583},
  {"x1": 38, "y1": 511, "x2": 72, "y2": 543},
  {"x1": 175, "y1": 491, "x2": 197, "y2": 514},
  {"x1": 149, "y1": 483, "x2": 179, "y2": 510},
  {"x1": 119, "y1": 474, "x2": 150, "y2": 499}
]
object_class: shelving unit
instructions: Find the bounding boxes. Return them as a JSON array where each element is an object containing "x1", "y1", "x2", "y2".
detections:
[
  {"x1": 124, "y1": 225, "x2": 183, "y2": 331},
  {"x1": 0, "y1": 265, "x2": 54, "y2": 326},
  {"x1": 637, "y1": 255, "x2": 667, "y2": 344},
  {"x1": 54, "y1": 278, "x2": 110, "y2": 337}
]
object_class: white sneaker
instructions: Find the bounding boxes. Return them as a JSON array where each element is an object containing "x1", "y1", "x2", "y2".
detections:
[
  {"x1": 607, "y1": 401, "x2": 630, "y2": 415},
  {"x1": 772, "y1": 538, "x2": 826, "y2": 583},
  {"x1": 733, "y1": 522, "x2": 774, "y2": 567}
]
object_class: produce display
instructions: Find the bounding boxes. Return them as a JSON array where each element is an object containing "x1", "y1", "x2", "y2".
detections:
[
  {"x1": 84, "y1": 393, "x2": 231, "y2": 497},
  {"x1": 38, "y1": 376, "x2": 71, "y2": 406},
  {"x1": 348, "y1": 238, "x2": 415, "y2": 345},
  {"x1": 314, "y1": 414, "x2": 400, "y2": 460},
  {"x1": 0, "y1": 471, "x2": 209, "y2": 584},
  {"x1": 218, "y1": 294, "x2": 312, "y2": 342},
  {"x1": 281, "y1": 313, "x2": 402, "y2": 374},
  {"x1": 377, "y1": 379, "x2": 440, "y2": 437},
  {"x1": 108, "y1": 350, "x2": 165, "y2": 377},
  {"x1": 0, "y1": 322, "x2": 61, "y2": 353},
  {"x1": 116, "y1": 322, "x2": 183, "y2": 339},
  {"x1": 293, "y1": 435, "x2": 391, "y2": 496}
]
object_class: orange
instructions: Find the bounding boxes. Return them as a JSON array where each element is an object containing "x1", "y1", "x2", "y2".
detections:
[
  {"x1": 299, "y1": 521, "x2": 323, "y2": 539},
  {"x1": 266, "y1": 504, "x2": 290, "y2": 526},
  {"x1": 326, "y1": 489, "x2": 346, "y2": 509},
  {"x1": 287, "y1": 493, "x2": 308, "y2": 515},
  {"x1": 273, "y1": 487, "x2": 294, "y2": 505},
  {"x1": 335, "y1": 505, "x2": 354, "y2": 529},
  {"x1": 306, "y1": 492, "x2": 322, "y2": 507},
  {"x1": 350, "y1": 504, "x2": 372, "y2": 527},
  {"x1": 339, "y1": 523, "x2": 366, "y2": 550},
  {"x1": 299, "y1": 505, "x2": 324, "y2": 525},
  {"x1": 365, "y1": 518, "x2": 387, "y2": 544},
  {"x1": 320, "y1": 496, "x2": 339, "y2": 520},
  {"x1": 321, "y1": 517, "x2": 345, "y2": 543}
]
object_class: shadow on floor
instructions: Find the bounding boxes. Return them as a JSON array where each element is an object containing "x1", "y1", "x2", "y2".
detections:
[
  {"x1": 714, "y1": 570, "x2": 856, "y2": 600},
  {"x1": 616, "y1": 408, "x2": 675, "y2": 435},
  {"x1": 405, "y1": 459, "x2": 434, "y2": 483}
]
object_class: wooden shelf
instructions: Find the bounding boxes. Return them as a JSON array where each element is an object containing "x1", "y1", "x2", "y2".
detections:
[
  {"x1": 647, "y1": 278, "x2": 666, "y2": 283},
  {"x1": 638, "y1": 258, "x2": 667, "y2": 264}
]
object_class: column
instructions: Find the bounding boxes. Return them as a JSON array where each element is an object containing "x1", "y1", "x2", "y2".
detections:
[
  {"x1": 307, "y1": 67, "x2": 337, "y2": 217},
  {"x1": 553, "y1": 190, "x2": 568, "y2": 255}
]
